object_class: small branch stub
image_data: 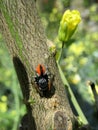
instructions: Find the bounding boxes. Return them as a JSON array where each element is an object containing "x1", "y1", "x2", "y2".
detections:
[{"x1": 54, "y1": 111, "x2": 72, "y2": 130}]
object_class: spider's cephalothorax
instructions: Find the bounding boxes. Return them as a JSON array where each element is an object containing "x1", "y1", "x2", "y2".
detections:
[{"x1": 34, "y1": 64, "x2": 53, "y2": 96}]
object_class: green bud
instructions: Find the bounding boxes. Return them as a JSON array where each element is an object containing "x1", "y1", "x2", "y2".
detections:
[{"x1": 58, "y1": 10, "x2": 81, "y2": 43}]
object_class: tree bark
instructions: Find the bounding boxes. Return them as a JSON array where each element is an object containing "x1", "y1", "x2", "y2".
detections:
[{"x1": 0, "y1": 0, "x2": 74, "y2": 130}]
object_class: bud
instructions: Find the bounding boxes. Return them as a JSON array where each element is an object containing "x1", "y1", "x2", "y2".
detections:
[
  {"x1": 47, "y1": 39, "x2": 56, "y2": 55},
  {"x1": 58, "y1": 10, "x2": 81, "y2": 42}
]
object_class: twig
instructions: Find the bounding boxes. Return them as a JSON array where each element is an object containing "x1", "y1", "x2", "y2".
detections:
[{"x1": 87, "y1": 81, "x2": 98, "y2": 114}]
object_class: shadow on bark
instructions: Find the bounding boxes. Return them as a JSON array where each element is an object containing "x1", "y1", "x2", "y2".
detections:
[
  {"x1": 13, "y1": 57, "x2": 37, "y2": 130},
  {"x1": 13, "y1": 57, "x2": 30, "y2": 100}
]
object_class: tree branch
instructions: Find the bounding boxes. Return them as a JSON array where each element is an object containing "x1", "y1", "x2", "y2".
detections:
[{"x1": 0, "y1": 0, "x2": 74, "y2": 129}]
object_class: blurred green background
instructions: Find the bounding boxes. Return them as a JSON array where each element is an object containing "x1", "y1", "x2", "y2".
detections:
[{"x1": 0, "y1": 0, "x2": 98, "y2": 129}]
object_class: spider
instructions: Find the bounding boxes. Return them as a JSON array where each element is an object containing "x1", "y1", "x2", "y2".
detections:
[{"x1": 33, "y1": 64, "x2": 54, "y2": 97}]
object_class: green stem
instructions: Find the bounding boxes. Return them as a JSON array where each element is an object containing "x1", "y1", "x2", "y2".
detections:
[
  {"x1": 57, "y1": 62, "x2": 88, "y2": 125},
  {"x1": 57, "y1": 41, "x2": 88, "y2": 124},
  {"x1": 57, "y1": 41, "x2": 64, "y2": 64}
]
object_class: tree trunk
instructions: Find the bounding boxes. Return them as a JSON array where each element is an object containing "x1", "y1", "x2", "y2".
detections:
[{"x1": 0, "y1": 0, "x2": 74, "y2": 130}]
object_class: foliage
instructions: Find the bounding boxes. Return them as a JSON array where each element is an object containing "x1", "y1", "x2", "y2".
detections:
[
  {"x1": 39, "y1": 0, "x2": 98, "y2": 129},
  {"x1": 0, "y1": 34, "x2": 26, "y2": 130}
]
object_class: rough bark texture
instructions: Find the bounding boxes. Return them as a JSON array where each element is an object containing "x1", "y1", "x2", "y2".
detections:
[{"x1": 0, "y1": 0, "x2": 74, "y2": 130}]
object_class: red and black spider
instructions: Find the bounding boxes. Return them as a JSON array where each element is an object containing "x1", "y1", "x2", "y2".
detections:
[{"x1": 33, "y1": 64, "x2": 54, "y2": 97}]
